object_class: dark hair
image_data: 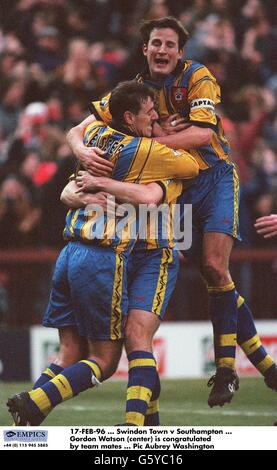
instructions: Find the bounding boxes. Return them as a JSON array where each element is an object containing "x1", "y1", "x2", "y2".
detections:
[
  {"x1": 139, "y1": 16, "x2": 189, "y2": 50},
  {"x1": 109, "y1": 81, "x2": 155, "y2": 123}
]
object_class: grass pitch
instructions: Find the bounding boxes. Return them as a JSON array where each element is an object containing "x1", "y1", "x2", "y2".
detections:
[{"x1": 0, "y1": 378, "x2": 276, "y2": 426}]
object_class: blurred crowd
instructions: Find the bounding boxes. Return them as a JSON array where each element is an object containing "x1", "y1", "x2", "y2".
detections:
[{"x1": 0, "y1": 0, "x2": 277, "y2": 322}]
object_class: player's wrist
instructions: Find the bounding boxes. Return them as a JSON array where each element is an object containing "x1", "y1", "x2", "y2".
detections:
[{"x1": 95, "y1": 177, "x2": 108, "y2": 191}]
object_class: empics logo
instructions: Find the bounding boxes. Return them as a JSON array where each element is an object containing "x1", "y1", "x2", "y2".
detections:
[
  {"x1": 5, "y1": 431, "x2": 16, "y2": 438},
  {"x1": 4, "y1": 430, "x2": 48, "y2": 442}
]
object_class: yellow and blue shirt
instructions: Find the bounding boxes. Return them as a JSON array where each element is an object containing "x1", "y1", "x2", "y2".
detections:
[
  {"x1": 63, "y1": 121, "x2": 198, "y2": 253},
  {"x1": 90, "y1": 60, "x2": 230, "y2": 171}
]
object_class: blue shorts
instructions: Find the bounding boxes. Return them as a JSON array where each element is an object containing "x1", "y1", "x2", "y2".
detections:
[
  {"x1": 127, "y1": 247, "x2": 179, "y2": 320},
  {"x1": 178, "y1": 160, "x2": 241, "y2": 261},
  {"x1": 43, "y1": 242, "x2": 128, "y2": 341}
]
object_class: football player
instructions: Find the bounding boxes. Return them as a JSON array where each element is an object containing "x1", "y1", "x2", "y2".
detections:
[
  {"x1": 7, "y1": 81, "x2": 198, "y2": 426},
  {"x1": 66, "y1": 16, "x2": 277, "y2": 407}
]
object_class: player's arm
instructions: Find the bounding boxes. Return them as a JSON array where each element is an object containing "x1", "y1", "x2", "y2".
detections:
[
  {"x1": 154, "y1": 124, "x2": 213, "y2": 149},
  {"x1": 60, "y1": 180, "x2": 110, "y2": 208},
  {"x1": 75, "y1": 171, "x2": 164, "y2": 205},
  {"x1": 66, "y1": 114, "x2": 113, "y2": 176},
  {"x1": 66, "y1": 94, "x2": 113, "y2": 176},
  {"x1": 155, "y1": 67, "x2": 218, "y2": 150},
  {"x1": 255, "y1": 214, "x2": 277, "y2": 239}
]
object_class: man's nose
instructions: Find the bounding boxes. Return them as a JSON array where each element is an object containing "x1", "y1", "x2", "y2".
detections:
[{"x1": 157, "y1": 43, "x2": 166, "y2": 53}]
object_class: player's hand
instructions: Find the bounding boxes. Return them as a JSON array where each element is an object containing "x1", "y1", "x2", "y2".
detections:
[
  {"x1": 75, "y1": 171, "x2": 99, "y2": 192},
  {"x1": 254, "y1": 214, "x2": 277, "y2": 238},
  {"x1": 160, "y1": 114, "x2": 188, "y2": 135},
  {"x1": 77, "y1": 146, "x2": 114, "y2": 176}
]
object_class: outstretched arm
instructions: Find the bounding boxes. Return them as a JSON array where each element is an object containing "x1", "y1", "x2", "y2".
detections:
[{"x1": 254, "y1": 214, "x2": 277, "y2": 239}]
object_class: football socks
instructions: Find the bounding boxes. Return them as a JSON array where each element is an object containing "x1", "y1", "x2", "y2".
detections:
[
  {"x1": 126, "y1": 351, "x2": 157, "y2": 426},
  {"x1": 208, "y1": 282, "x2": 237, "y2": 369},
  {"x1": 32, "y1": 363, "x2": 63, "y2": 390},
  {"x1": 144, "y1": 371, "x2": 161, "y2": 426},
  {"x1": 236, "y1": 293, "x2": 275, "y2": 374},
  {"x1": 27, "y1": 359, "x2": 102, "y2": 420}
]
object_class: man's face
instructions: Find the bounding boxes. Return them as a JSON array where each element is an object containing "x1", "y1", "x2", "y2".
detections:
[
  {"x1": 143, "y1": 28, "x2": 183, "y2": 80},
  {"x1": 129, "y1": 97, "x2": 158, "y2": 137}
]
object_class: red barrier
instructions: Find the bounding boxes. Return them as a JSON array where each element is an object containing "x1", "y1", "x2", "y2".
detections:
[{"x1": 1, "y1": 248, "x2": 277, "y2": 264}]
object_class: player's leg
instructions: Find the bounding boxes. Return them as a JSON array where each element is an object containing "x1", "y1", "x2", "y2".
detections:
[
  {"x1": 203, "y1": 163, "x2": 277, "y2": 392},
  {"x1": 124, "y1": 247, "x2": 179, "y2": 426},
  {"x1": 124, "y1": 309, "x2": 160, "y2": 426},
  {"x1": 32, "y1": 326, "x2": 88, "y2": 389},
  {"x1": 203, "y1": 232, "x2": 237, "y2": 370},
  {"x1": 199, "y1": 164, "x2": 240, "y2": 406},
  {"x1": 32, "y1": 246, "x2": 84, "y2": 389},
  {"x1": 8, "y1": 339, "x2": 122, "y2": 426},
  {"x1": 180, "y1": 163, "x2": 240, "y2": 406},
  {"x1": 7, "y1": 243, "x2": 127, "y2": 425},
  {"x1": 236, "y1": 293, "x2": 277, "y2": 390},
  {"x1": 55, "y1": 326, "x2": 88, "y2": 368},
  {"x1": 202, "y1": 232, "x2": 239, "y2": 406},
  {"x1": 200, "y1": 162, "x2": 277, "y2": 402},
  {"x1": 182, "y1": 176, "x2": 277, "y2": 393}
]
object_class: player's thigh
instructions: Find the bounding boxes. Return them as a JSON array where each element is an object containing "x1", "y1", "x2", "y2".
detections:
[
  {"x1": 178, "y1": 162, "x2": 240, "y2": 267},
  {"x1": 128, "y1": 247, "x2": 179, "y2": 320},
  {"x1": 180, "y1": 223, "x2": 203, "y2": 268},
  {"x1": 201, "y1": 163, "x2": 241, "y2": 242},
  {"x1": 43, "y1": 245, "x2": 76, "y2": 329},
  {"x1": 57, "y1": 326, "x2": 88, "y2": 367},
  {"x1": 67, "y1": 242, "x2": 129, "y2": 341}
]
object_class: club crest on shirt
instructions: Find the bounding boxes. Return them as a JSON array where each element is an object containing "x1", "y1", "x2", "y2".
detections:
[{"x1": 171, "y1": 87, "x2": 187, "y2": 108}]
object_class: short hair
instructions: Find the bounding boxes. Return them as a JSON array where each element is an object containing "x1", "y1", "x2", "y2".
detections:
[
  {"x1": 139, "y1": 16, "x2": 189, "y2": 50},
  {"x1": 109, "y1": 81, "x2": 155, "y2": 123}
]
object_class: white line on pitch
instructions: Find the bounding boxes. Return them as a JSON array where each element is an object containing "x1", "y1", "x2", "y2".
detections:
[{"x1": 59, "y1": 404, "x2": 274, "y2": 417}]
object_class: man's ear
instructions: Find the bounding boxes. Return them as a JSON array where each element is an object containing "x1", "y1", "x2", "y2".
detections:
[
  {"x1": 142, "y1": 43, "x2": 148, "y2": 56},
  {"x1": 178, "y1": 47, "x2": 184, "y2": 60},
  {"x1": 123, "y1": 110, "x2": 134, "y2": 126}
]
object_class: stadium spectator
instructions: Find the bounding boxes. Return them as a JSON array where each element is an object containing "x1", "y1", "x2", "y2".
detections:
[
  {"x1": 0, "y1": 77, "x2": 26, "y2": 139},
  {"x1": 0, "y1": 175, "x2": 40, "y2": 248}
]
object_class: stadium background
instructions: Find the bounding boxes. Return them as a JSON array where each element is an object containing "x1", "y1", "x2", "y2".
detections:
[{"x1": 0, "y1": 0, "x2": 277, "y2": 425}]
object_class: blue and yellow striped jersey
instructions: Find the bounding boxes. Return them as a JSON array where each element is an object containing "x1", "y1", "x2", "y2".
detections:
[
  {"x1": 90, "y1": 60, "x2": 230, "y2": 171},
  {"x1": 64, "y1": 121, "x2": 198, "y2": 252}
]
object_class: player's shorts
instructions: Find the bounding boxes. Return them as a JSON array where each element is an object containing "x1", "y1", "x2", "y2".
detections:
[
  {"x1": 127, "y1": 247, "x2": 179, "y2": 320},
  {"x1": 178, "y1": 160, "x2": 241, "y2": 262},
  {"x1": 43, "y1": 242, "x2": 128, "y2": 341}
]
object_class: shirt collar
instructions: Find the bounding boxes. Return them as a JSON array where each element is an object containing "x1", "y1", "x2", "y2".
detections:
[
  {"x1": 109, "y1": 120, "x2": 138, "y2": 137},
  {"x1": 137, "y1": 60, "x2": 184, "y2": 88}
]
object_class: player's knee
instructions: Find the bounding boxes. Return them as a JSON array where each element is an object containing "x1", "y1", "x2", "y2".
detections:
[
  {"x1": 124, "y1": 323, "x2": 152, "y2": 353},
  {"x1": 56, "y1": 344, "x2": 84, "y2": 368},
  {"x1": 203, "y1": 258, "x2": 229, "y2": 285},
  {"x1": 125, "y1": 321, "x2": 143, "y2": 342},
  {"x1": 89, "y1": 355, "x2": 119, "y2": 381},
  {"x1": 100, "y1": 363, "x2": 117, "y2": 380}
]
